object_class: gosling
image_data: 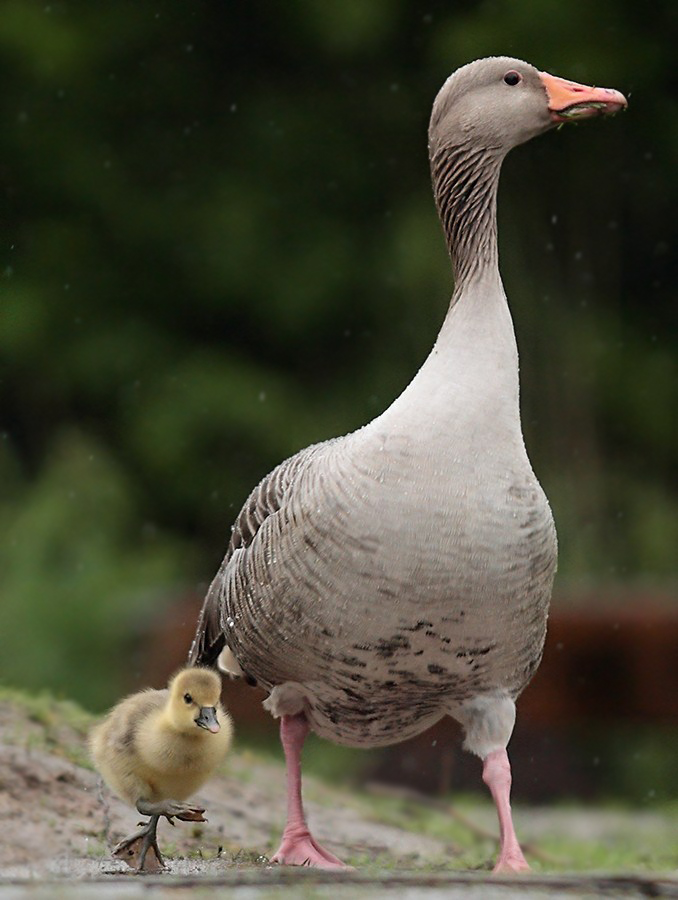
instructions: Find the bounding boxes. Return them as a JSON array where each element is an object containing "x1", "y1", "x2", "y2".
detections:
[{"x1": 90, "y1": 667, "x2": 232, "y2": 872}]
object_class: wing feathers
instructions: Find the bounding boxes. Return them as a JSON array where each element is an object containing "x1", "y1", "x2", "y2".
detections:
[{"x1": 188, "y1": 445, "x2": 320, "y2": 668}]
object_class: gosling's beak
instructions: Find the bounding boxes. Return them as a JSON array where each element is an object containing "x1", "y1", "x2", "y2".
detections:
[
  {"x1": 539, "y1": 71, "x2": 627, "y2": 123},
  {"x1": 195, "y1": 706, "x2": 220, "y2": 733}
]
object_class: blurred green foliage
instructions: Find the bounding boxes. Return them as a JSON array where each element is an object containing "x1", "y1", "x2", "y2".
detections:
[{"x1": 0, "y1": 1, "x2": 676, "y2": 708}]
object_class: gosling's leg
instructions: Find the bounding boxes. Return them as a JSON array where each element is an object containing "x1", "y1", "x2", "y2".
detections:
[
  {"x1": 113, "y1": 801, "x2": 207, "y2": 873},
  {"x1": 137, "y1": 814, "x2": 162, "y2": 872},
  {"x1": 270, "y1": 713, "x2": 348, "y2": 868},
  {"x1": 112, "y1": 814, "x2": 164, "y2": 873}
]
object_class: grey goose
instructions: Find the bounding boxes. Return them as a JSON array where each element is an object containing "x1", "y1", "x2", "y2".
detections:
[{"x1": 189, "y1": 56, "x2": 626, "y2": 871}]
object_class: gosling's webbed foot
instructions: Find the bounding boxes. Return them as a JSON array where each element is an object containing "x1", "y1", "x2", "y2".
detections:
[
  {"x1": 137, "y1": 799, "x2": 207, "y2": 823},
  {"x1": 113, "y1": 817, "x2": 164, "y2": 873},
  {"x1": 171, "y1": 804, "x2": 207, "y2": 823},
  {"x1": 114, "y1": 801, "x2": 206, "y2": 872}
]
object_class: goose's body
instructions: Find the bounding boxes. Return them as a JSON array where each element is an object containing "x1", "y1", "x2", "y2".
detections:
[
  {"x1": 90, "y1": 668, "x2": 232, "y2": 871},
  {"x1": 191, "y1": 57, "x2": 626, "y2": 871},
  {"x1": 210, "y1": 332, "x2": 555, "y2": 749}
]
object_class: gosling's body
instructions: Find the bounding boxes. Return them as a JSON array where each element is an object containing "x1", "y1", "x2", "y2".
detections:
[
  {"x1": 91, "y1": 686, "x2": 232, "y2": 805},
  {"x1": 90, "y1": 668, "x2": 232, "y2": 871}
]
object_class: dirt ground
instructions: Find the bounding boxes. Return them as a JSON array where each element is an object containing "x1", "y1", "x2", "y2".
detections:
[
  {"x1": 1, "y1": 693, "x2": 677, "y2": 898},
  {"x1": 0, "y1": 710, "x2": 452, "y2": 873}
]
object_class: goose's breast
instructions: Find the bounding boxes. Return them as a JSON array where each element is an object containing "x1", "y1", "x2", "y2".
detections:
[{"x1": 321, "y1": 440, "x2": 557, "y2": 626}]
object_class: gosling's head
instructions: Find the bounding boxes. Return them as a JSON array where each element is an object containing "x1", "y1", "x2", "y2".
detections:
[{"x1": 167, "y1": 667, "x2": 223, "y2": 734}]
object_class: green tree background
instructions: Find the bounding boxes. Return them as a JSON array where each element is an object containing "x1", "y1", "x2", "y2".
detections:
[{"x1": 1, "y1": 1, "x2": 676, "y2": 710}]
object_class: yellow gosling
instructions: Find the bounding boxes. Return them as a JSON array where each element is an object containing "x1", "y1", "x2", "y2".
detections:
[{"x1": 90, "y1": 667, "x2": 232, "y2": 872}]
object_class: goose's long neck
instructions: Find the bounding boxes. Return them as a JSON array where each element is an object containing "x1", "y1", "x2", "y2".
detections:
[
  {"x1": 366, "y1": 139, "x2": 522, "y2": 445},
  {"x1": 361, "y1": 137, "x2": 523, "y2": 451},
  {"x1": 430, "y1": 141, "x2": 504, "y2": 293}
]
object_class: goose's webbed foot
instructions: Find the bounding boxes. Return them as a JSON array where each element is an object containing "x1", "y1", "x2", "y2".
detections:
[{"x1": 271, "y1": 826, "x2": 349, "y2": 869}]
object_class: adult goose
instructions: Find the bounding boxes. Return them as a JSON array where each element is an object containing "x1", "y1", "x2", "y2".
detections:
[{"x1": 190, "y1": 57, "x2": 626, "y2": 872}]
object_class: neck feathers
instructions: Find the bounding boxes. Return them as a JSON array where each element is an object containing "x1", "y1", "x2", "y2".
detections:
[{"x1": 430, "y1": 142, "x2": 504, "y2": 293}]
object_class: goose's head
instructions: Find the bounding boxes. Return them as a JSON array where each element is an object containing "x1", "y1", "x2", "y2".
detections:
[
  {"x1": 429, "y1": 56, "x2": 627, "y2": 155},
  {"x1": 167, "y1": 667, "x2": 223, "y2": 734}
]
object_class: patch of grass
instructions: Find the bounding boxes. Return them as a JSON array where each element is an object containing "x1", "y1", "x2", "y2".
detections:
[
  {"x1": 339, "y1": 786, "x2": 678, "y2": 874},
  {"x1": 533, "y1": 832, "x2": 678, "y2": 873},
  {"x1": 216, "y1": 846, "x2": 271, "y2": 866},
  {"x1": 84, "y1": 837, "x2": 109, "y2": 859},
  {"x1": 0, "y1": 683, "x2": 96, "y2": 768}
]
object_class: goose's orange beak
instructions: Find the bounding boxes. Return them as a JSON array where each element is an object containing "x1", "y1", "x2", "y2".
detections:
[{"x1": 539, "y1": 71, "x2": 627, "y2": 123}]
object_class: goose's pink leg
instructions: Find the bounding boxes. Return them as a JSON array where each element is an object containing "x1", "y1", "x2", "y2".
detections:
[
  {"x1": 270, "y1": 713, "x2": 347, "y2": 868},
  {"x1": 482, "y1": 748, "x2": 530, "y2": 873}
]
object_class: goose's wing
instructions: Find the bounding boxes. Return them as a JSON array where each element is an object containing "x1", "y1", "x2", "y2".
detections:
[{"x1": 188, "y1": 444, "x2": 323, "y2": 668}]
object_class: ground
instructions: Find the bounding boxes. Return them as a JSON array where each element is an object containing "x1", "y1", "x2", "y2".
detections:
[{"x1": 0, "y1": 689, "x2": 677, "y2": 898}]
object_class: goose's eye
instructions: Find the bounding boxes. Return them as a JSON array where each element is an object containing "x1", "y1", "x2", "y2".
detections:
[
  {"x1": 503, "y1": 71, "x2": 521, "y2": 86},
  {"x1": 183, "y1": 693, "x2": 193, "y2": 705}
]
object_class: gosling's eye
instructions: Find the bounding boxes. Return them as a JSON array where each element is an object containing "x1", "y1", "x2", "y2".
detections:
[
  {"x1": 183, "y1": 693, "x2": 193, "y2": 705},
  {"x1": 503, "y1": 71, "x2": 521, "y2": 86}
]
